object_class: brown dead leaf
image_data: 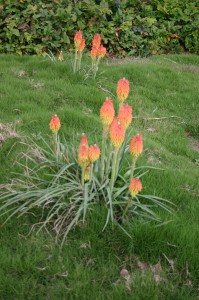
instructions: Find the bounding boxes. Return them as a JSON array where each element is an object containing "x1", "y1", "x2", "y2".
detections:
[{"x1": 0, "y1": 123, "x2": 20, "y2": 146}]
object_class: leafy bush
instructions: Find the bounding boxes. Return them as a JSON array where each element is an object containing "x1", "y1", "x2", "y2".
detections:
[{"x1": 0, "y1": 0, "x2": 198, "y2": 56}]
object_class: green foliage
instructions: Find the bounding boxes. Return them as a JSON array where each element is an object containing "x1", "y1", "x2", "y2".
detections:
[{"x1": 0, "y1": 0, "x2": 198, "y2": 56}]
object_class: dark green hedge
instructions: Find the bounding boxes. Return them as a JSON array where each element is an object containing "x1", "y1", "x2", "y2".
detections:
[{"x1": 0, "y1": 0, "x2": 198, "y2": 56}]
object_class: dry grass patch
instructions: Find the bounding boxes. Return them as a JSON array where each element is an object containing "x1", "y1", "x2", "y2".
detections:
[{"x1": 0, "y1": 122, "x2": 20, "y2": 146}]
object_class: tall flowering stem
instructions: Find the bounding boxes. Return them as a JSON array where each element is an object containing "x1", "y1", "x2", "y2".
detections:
[
  {"x1": 49, "y1": 115, "x2": 61, "y2": 154},
  {"x1": 123, "y1": 177, "x2": 142, "y2": 219},
  {"x1": 100, "y1": 98, "x2": 115, "y2": 181},
  {"x1": 89, "y1": 144, "x2": 100, "y2": 182},
  {"x1": 90, "y1": 34, "x2": 106, "y2": 78},
  {"x1": 129, "y1": 134, "x2": 143, "y2": 180},
  {"x1": 105, "y1": 139, "x2": 112, "y2": 178},
  {"x1": 74, "y1": 31, "x2": 84, "y2": 73},
  {"x1": 117, "y1": 78, "x2": 130, "y2": 110},
  {"x1": 109, "y1": 118, "x2": 125, "y2": 190},
  {"x1": 100, "y1": 127, "x2": 108, "y2": 181}
]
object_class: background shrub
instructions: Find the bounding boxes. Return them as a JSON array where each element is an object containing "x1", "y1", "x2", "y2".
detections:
[{"x1": 0, "y1": 0, "x2": 198, "y2": 56}]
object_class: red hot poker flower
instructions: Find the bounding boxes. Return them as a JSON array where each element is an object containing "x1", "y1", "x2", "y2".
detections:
[
  {"x1": 92, "y1": 34, "x2": 101, "y2": 48},
  {"x1": 117, "y1": 78, "x2": 130, "y2": 103},
  {"x1": 129, "y1": 177, "x2": 142, "y2": 197},
  {"x1": 74, "y1": 31, "x2": 82, "y2": 49},
  {"x1": 100, "y1": 97, "x2": 115, "y2": 127},
  {"x1": 129, "y1": 134, "x2": 143, "y2": 159},
  {"x1": 110, "y1": 118, "x2": 125, "y2": 149},
  {"x1": 78, "y1": 144, "x2": 89, "y2": 167},
  {"x1": 90, "y1": 46, "x2": 98, "y2": 60},
  {"x1": 78, "y1": 39, "x2": 85, "y2": 53},
  {"x1": 97, "y1": 45, "x2": 106, "y2": 58},
  {"x1": 118, "y1": 104, "x2": 132, "y2": 130},
  {"x1": 89, "y1": 144, "x2": 100, "y2": 162},
  {"x1": 49, "y1": 115, "x2": 61, "y2": 133},
  {"x1": 79, "y1": 133, "x2": 89, "y2": 150}
]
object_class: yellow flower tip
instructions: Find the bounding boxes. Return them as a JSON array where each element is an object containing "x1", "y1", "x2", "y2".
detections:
[
  {"x1": 129, "y1": 134, "x2": 143, "y2": 159},
  {"x1": 78, "y1": 39, "x2": 85, "y2": 53},
  {"x1": 129, "y1": 177, "x2": 142, "y2": 197},
  {"x1": 117, "y1": 78, "x2": 130, "y2": 103},
  {"x1": 78, "y1": 144, "x2": 89, "y2": 167},
  {"x1": 110, "y1": 117, "x2": 125, "y2": 149},
  {"x1": 100, "y1": 97, "x2": 115, "y2": 127},
  {"x1": 84, "y1": 165, "x2": 91, "y2": 182},
  {"x1": 118, "y1": 103, "x2": 132, "y2": 130},
  {"x1": 89, "y1": 145, "x2": 100, "y2": 163},
  {"x1": 97, "y1": 45, "x2": 106, "y2": 58},
  {"x1": 90, "y1": 46, "x2": 98, "y2": 60},
  {"x1": 49, "y1": 115, "x2": 61, "y2": 133}
]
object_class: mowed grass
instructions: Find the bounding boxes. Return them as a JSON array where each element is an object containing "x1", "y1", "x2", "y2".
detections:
[{"x1": 0, "y1": 53, "x2": 199, "y2": 299}]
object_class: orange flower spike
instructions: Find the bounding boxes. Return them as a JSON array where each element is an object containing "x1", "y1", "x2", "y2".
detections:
[
  {"x1": 90, "y1": 46, "x2": 98, "y2": 60},
  {"x1": 110, "y1": 119, "x2": 125, "y2": 149},
  {"x1": 117, "y1": 78, "x2": 130, "y2": 103},
  {"x1": 79, "y1": 133, "x2": 89, "y2": 150},
  {"x1": 58, "y1": 51, "x2": 63, "y2": 61},
  {"x1": 78, "y1": 39, "x2": 85, "y2": 53},
  {"x1": 100, "y1": 97, "x2": 115, "y2": 127},
  {"x1": 118, "y1": 104, "x2": 132, "y2": 130},
  {"x1": 97, "y1": 45, "x2": 106, "y2": 58},
  {"x1": 78, "y1": 144, "x2": 89, "y2": 167},
  {"x1": 49, "y1": 115, "x2": 61, "y2": 133},
  {"x1": 129, "y1": 134, "x2": 143, "y2": 159},
  {"x1": 89, "y1": 144, "x2": 100, "y2": 163},
  {"x1": 74, "y1": 31, "x2": 82, "y2": 49},
  {"x1": 129, "y1": 177, "x2": 142, "y2": 197},
  {"x1": 92, "y1": 34, "x2": 101, "y2": 48}
]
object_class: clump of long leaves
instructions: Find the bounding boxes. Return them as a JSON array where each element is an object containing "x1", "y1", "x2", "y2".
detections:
[{"x1": 0, "y1": 131, "x2": 174, "y2": 246}]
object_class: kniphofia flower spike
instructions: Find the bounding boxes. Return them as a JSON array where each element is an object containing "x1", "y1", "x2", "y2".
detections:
[
  {"x1": 49, "y1": 115, "x2": 61, "y2": 133},
  {"x1": 129, "y1": 178, "x2": 142, "y2": 197},
  {"x1": 117, "y1": 78, "x2": 130, "y2": 103}
]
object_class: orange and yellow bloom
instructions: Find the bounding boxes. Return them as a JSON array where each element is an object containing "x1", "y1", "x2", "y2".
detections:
[
  {"x1": 117, "y1": 78, "x2": 130, "y2": 103},
  {"x1": 110, "y1": 118, "x2": 125, "y2": 148},
  {"x1": 74, "y1": 31, "x2": 82, "y2": 49},
  {"x1": 129, "y1": 178, "x2": 142, "y2": 197},
  {"x1": 78, "y1": 39, "x2": 85, "y2": 53},
  {"x1": 129, "y1": 134, "x2": 143, "y2": 159},
  {"x1": 118, "y1": 104, "x2": 132, "y2": 130},
  {"x1": 89, "y1": 144, "x2": 100, "y2": 163},
  {"x1": 100, "y1": 98, "x2": 115, "y2": 127},
  {"x1": 92, "y1": 34, "x2": 101, "y2": 48},
  {"x1": 97, "y1": 45, "x2": 106, "y2": 58},
  {"x1": 78, "y1": 144, "x2": 89, "y2": 167},
  {"x1": 49, "y1": 115, "x2": 61, "y2": 133}
]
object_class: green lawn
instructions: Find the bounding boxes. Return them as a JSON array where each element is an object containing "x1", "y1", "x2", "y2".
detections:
[{"x1": 0, "y1": 53, "x2": 199, "y2": 299}]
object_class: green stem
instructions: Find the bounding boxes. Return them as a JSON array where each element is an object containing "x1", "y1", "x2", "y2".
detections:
[
  {"x1": 81, "y1": 166, "x2": 86, "y2": 187},
  {"x1": 105, "y1": 140, "x2": 112, "y2": 178},
  {"x1": 73, "y1": 49, "x2": 78, "y2": 73},
  {"x1": 122, "y1": 197, "x2": 133, "y2": 219},
  {"x1": 52, "y1": 132, "x2": 57, "y2": 154},
  {"x1": 78, "y1": 53, "x2": 82, "y2": 71},
  {"x1": 110, "y1": 148, "x2": 119, "y2": 192},
  {"x1": 89, "y1": 163, "x2": 93, "y2": 183},
  {"x1": 100, "y1": 127, "x2": 108, "y2": 182},
  {"x1": 130, "y1": 158, "x2": 137, "y2": 181}
]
